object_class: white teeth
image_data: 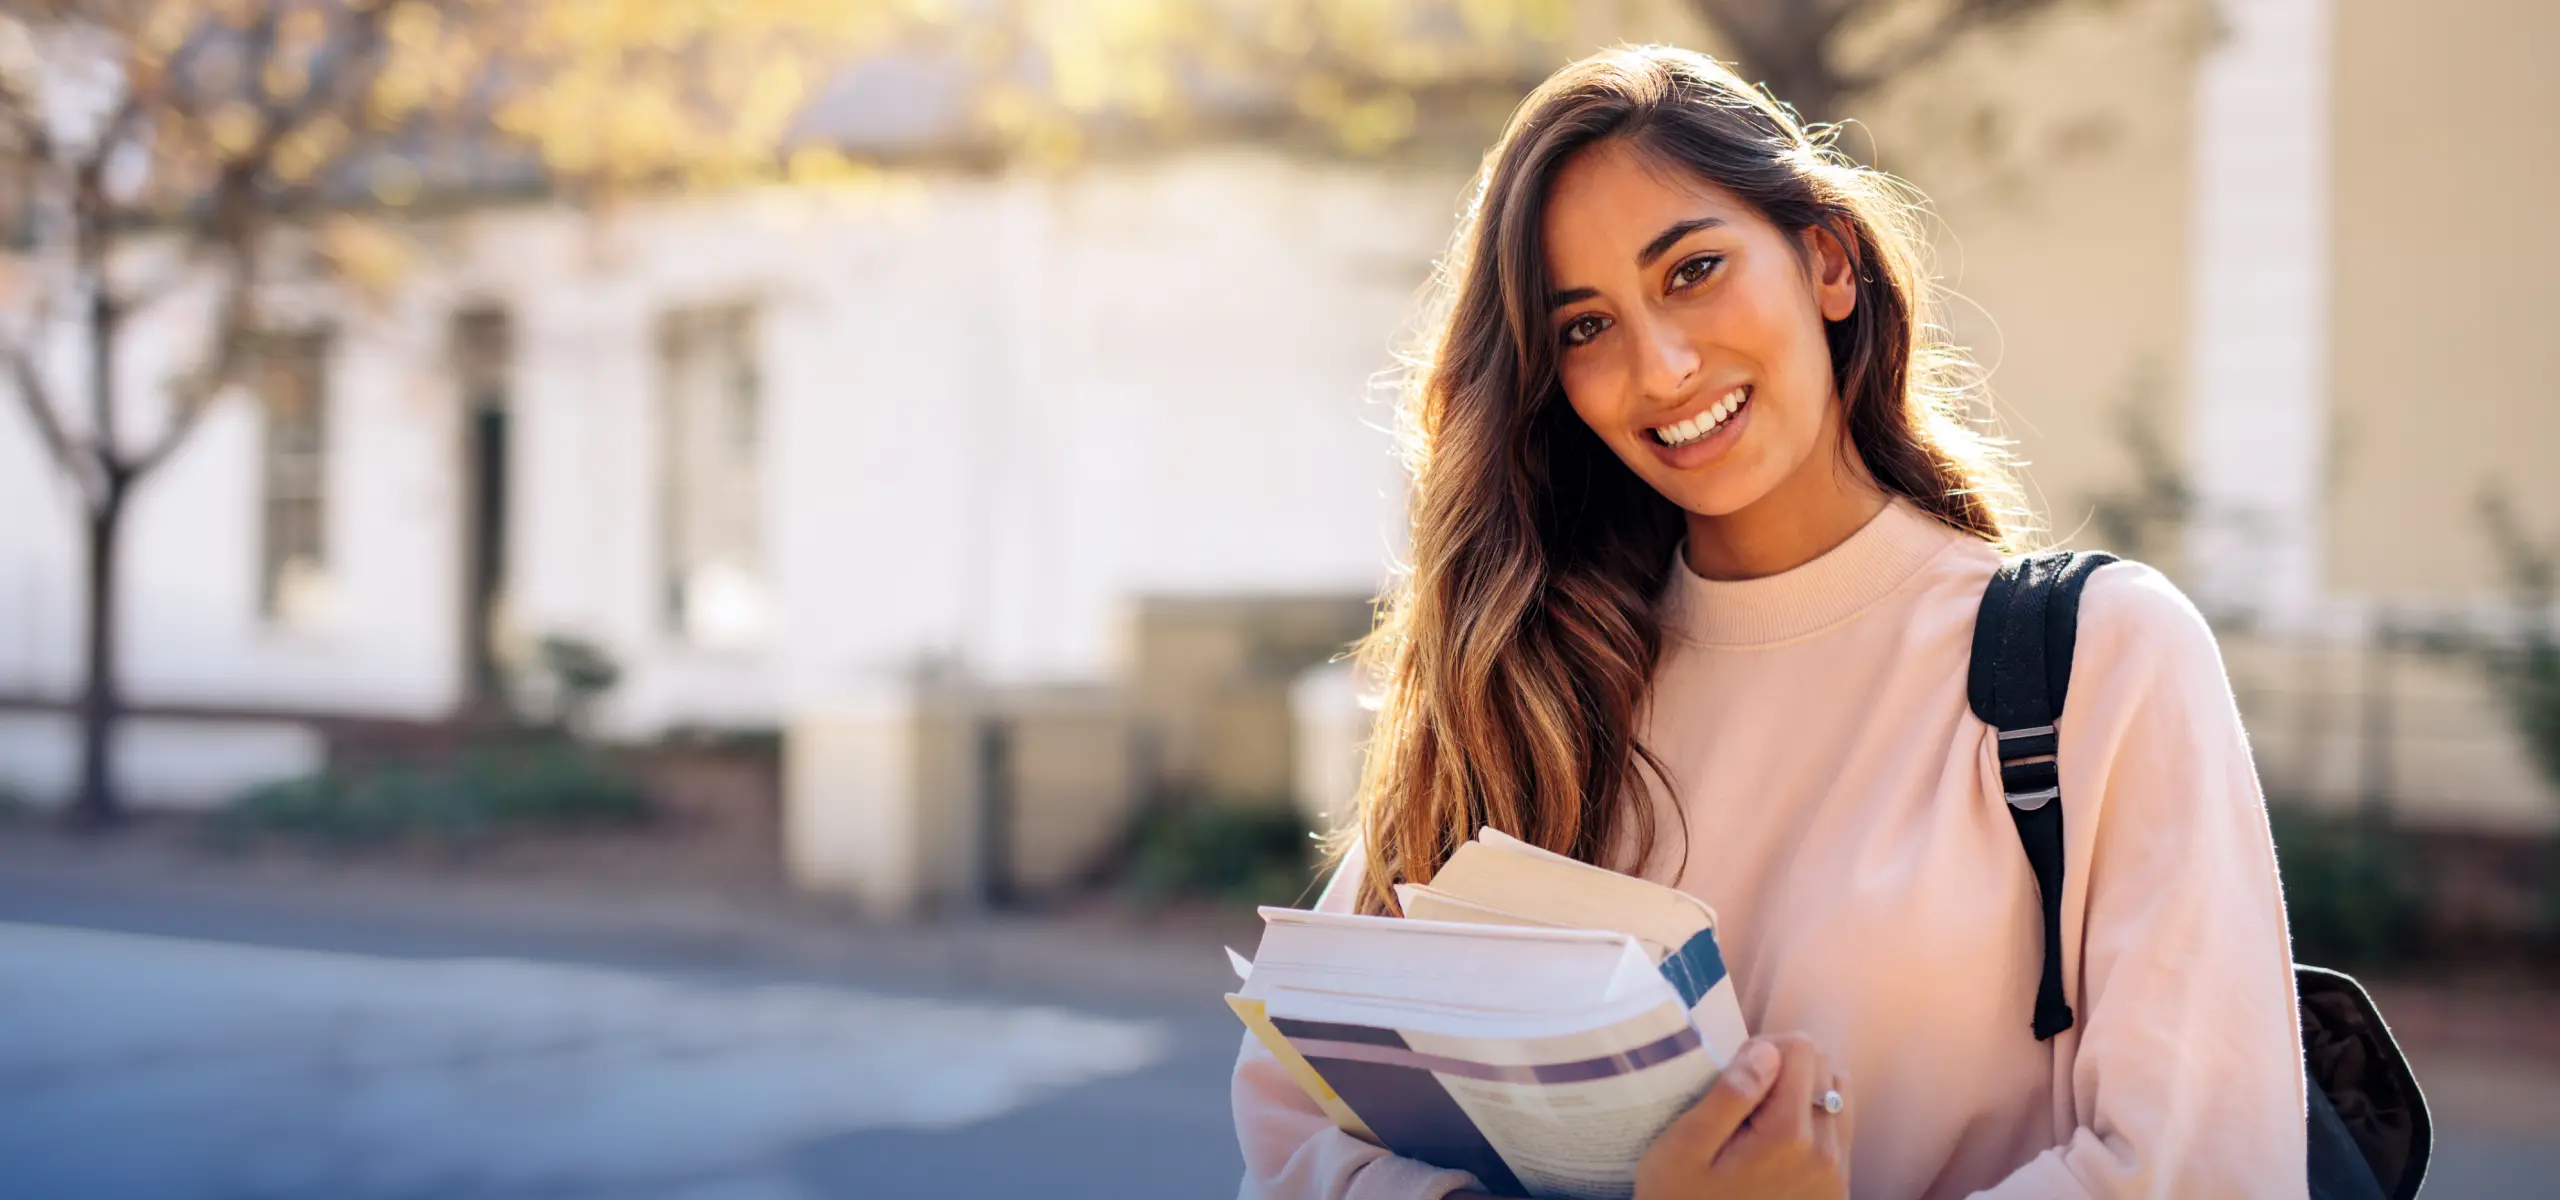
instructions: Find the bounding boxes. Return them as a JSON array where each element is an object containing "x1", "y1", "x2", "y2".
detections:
[{"x1": 1654, "y1": 388, "x2": 1748, "y2": 447}]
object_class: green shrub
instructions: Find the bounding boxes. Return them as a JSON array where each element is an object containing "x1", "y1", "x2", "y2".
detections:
[
  {"x1": 2474, "y1": 486, "x2": 2560, "y2": 797},
  {"x1": 1124, "y1": 802, "x2": 1320, "y2": 908},
  {"x1": 219, "y1": 738, "x2": 648, "y2": 846},
  {"x1": 531, "y1": 635, "x2": 623, "y2": 734},
  {"x1": 2268, "y1": 804, "x2": 2428, "y2": 971}
]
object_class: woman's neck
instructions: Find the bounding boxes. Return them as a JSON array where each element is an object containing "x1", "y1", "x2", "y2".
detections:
[{"x1": 1682, "y1": 437, "x2": 1889, "y2": 582}]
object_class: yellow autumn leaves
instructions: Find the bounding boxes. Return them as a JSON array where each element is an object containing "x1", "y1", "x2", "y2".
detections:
[{"x1": 19, "y1": 0, "x2": 1581, "y2": 216}]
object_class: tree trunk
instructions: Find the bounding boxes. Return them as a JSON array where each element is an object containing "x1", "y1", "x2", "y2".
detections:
[
  {"x1": 1681, "y1": 1, "x2": 1849, "y2": 132},
  {"x1": 1762, "y1": 67, "x2": 1843, "y2": 133},
  {"x1": 70, "y1": 482, "x2": 127, "y2": 827}
]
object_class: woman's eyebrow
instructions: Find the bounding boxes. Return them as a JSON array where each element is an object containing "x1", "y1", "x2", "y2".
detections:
[
  {"x1": 1547, "y1": 216, "x2": 1731, "y2": 312},
  {"x1": 1638, "y1": 217, "x2": 1725, "y2": 267}
]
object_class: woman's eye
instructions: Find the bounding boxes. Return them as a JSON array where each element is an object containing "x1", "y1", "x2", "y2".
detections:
[
  {"x1": 1672, "y1": 254, "x2": 1722, "y2": 289},
  {"x1": 1561, "y1": 314, "x2": 1609, "y2": 347}
]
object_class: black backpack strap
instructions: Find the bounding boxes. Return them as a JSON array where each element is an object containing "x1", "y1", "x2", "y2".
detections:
[
  {"x1": 1968, "y1": 549, "x2": 2118, "y2": 1041},
  {"x1": 1972, "y1": 553, "x2": 2432, "y2": 1200}
]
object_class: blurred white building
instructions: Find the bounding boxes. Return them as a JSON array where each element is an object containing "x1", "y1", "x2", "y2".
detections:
[
  {"x1": 4, "y1": 0, "x2": 2556, "y2": 840},
  {"x1": 0, "y1": 151, "x2": 1462, "y2": 807}
]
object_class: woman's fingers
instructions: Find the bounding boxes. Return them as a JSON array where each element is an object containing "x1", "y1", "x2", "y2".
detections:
[
  {"x1": 1667, "y1": 1038, "x2": 1784, "y2": 1156},
  {"x1": 1634, "y1": 1037, "x2": 1784, "y2": 1197},
  {"x1": 1749, "y1": 1033, "x2": 1826, "y2": 1152},
  {"x1": 1640, "y1": 1033, "x2": 1847, "y2": 1200}
]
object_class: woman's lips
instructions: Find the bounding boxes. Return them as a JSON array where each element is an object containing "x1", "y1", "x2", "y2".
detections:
[{"x1": 1646, "y1": 385, "x2": 1751, "y2": 468}]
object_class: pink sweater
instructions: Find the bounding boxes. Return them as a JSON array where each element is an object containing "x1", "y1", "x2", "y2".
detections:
[{"x1": 1231, "y1": 499, "x2": 2308, "y2": 1199}]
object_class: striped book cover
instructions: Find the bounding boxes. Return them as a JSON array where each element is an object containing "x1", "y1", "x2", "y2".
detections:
[{"x1": 1232, "y1": 879, "x2": 1746, "y2": 1200}]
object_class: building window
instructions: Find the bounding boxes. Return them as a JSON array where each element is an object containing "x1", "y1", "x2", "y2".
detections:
[
  {"x1": 658, "y1": 305, "x2": 767, "y2": 648},
  {"x1": 256, "y1": 329, "x2": 333, "y2": 628}
]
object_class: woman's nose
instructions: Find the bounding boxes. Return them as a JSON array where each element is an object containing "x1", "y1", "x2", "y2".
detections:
[{"x1": 1631, "y1": 312, "x2": 1701, "y2": 400}]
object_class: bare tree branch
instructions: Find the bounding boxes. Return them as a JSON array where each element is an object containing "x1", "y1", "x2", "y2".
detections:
[
  {"x1": 111, "y1": 1, "x2": 396, "y2": 489},
  {"x1": 0, "y1": 91, "x2": 53, "y2": 166},
  {"x1": 130, "y1": 230, "x2": 260, "y2": 484},
  {"x1": 77, "y1": 89, "x2": 145, "y2": 177},
  {"x1": 105, "y1": 248, "x2": 198, "y2": 319},
  {"x1": 1, "y1": 335, "x2": 103, "y2": 505},
  {"x1": 126, "y1": 367, "x2": 222, "y2": 479},
  {"x1": 152, "y1": 14, "x2": 226, "y2": 126},
  {"x1": 129, "y1": 307, "x2": 249, "y2": 483},
  {"x1": 0, "y1": 15, "x2": 55, "y2": 161}
]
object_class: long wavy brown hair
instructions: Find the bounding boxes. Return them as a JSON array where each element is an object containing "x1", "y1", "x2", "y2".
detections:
[{"x1": 1340, "y1": 45, "x2": 2028, "y2": 915}]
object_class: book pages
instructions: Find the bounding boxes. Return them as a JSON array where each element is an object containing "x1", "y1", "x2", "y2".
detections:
[{"x1": 1231, "y1": 828, "x2": 1754, "y2": 1199}]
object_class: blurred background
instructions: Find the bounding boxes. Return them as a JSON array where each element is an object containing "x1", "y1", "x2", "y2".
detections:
[{"x1": 0, "y1": 0, "x2": 2552, "y2": 1197}]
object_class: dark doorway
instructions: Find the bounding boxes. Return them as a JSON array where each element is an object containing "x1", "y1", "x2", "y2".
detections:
[{"x1": 454, "y1": 309, "x2": 513, "y2": 711}]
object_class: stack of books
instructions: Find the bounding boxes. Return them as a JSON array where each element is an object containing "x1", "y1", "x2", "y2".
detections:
[{"x1": 1227, "y1": 830, "x2": 1748, "y2": 1200}]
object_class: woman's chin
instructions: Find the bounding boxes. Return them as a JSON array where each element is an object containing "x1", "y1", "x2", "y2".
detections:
[{"x1": 1657, "y1": 469, "x2": 1782, "y2": 522}]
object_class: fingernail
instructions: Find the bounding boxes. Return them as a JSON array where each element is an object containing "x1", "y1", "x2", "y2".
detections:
[{"x1": 1724, "y1": 1040, "x2": 1779, "y2": 1092}]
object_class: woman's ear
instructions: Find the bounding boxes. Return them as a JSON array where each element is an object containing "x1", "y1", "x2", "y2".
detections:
[{"x1": 1802, "y1": 225, "x2": 1858, "y2": 323}]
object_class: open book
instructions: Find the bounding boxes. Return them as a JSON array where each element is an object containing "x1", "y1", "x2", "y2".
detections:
[{"x1": 1227, "y1": 830, "x2": 1748, "y2": 1200}]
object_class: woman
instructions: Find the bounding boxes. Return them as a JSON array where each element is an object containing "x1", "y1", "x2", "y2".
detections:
[{"x1": 1232, "y1": 45, "x2": 2306, "y2": 1200}]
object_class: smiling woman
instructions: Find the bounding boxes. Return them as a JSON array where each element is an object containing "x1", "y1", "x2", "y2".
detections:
[
  {"x1": 1349, "y1": 41, "x2": 2022, "y2": 945},
  {"x1": 1232, "y1": 44, "x2": 2309, "y2": 1200},
  {"x1": 1543, "y1": 141, "x2": 1877, "y2": 580}
]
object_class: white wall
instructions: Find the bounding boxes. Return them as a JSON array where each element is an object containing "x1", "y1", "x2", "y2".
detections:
[
  {"x1": 0, "y1": 150, "x2": 1465, "y2": 767},
  {"x1": 461, "y1": 152, "x2": 1457, "y2": 733},
  {"x1": 966, "y1": 153, "x2": 1451, "y2": 685},
  {"x1": 2184, "y1": 0, "x2": 2337, "y2": 631},
  {"x1": 0, "y1": 260, "x2": 466, "y2": 718}
]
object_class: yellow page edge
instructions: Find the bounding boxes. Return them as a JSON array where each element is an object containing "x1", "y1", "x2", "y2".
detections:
[{"x1": 1226, "y1": 993, "x2": 1381, "y2": 1145}]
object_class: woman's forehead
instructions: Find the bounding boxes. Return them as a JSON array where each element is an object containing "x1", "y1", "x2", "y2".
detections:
[{"x1": 1543, "y1": 143, "x2": 1757, "y2": 270}]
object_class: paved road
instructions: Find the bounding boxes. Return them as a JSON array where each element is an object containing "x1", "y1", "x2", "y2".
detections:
[
  {"x1": 0, "y1": 837, "x2": 2552, "y2": 1200},
  {"x1": 0, "y1": 840, "x2": 1255, "y2": 1200},
  {"x1": 0, "y1": 921, "x2": 1211, "y2": 1199}
]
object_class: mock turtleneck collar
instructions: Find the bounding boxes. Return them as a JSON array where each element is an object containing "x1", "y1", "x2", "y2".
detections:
[{"x1": 1663, "y1": 497, "x2": 1967, "y2": 647}]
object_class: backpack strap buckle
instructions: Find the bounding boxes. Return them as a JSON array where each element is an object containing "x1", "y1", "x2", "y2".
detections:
[
  {"x1": 1969, "y1": 550, "x2": 2118, "y2": 1042},
  {"x1": 1994, "y1": 724, "x2": 2061, "y2": 810}
]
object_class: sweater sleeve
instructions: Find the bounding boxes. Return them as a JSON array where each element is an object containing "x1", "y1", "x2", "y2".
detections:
[
  {"x1": 1230, "y1": 840, "x2": 1487, "y2": 1200},
  {"x1": 1972, "y1": 563, "x2": 2308, "y2": 1199}
]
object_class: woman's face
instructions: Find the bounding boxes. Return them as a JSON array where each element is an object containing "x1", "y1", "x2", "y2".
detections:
[{"x1": 1541, "y1": 139, "x2": 1860, "y2": 524}]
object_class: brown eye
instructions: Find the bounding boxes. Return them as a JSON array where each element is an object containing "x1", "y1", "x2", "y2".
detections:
[
  {"x1": 1561, "y1": 314, "x2": 1610, "y2": 347},
  {"x1": 1672, "y1": 254, "x2": 1722, "y2": 289}
]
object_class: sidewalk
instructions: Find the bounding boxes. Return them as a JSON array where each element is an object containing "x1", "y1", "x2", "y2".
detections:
[{"x1": 0, "y1": 821, "x2": 1257, "y2": 1013}]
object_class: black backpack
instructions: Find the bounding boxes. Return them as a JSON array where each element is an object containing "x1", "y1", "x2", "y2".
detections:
[{"x1": 1969, "y1": 551, "x2": 2432, "y2": 1200}]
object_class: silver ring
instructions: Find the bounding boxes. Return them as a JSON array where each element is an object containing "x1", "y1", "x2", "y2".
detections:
[{"x1": 1815, "y1": 1088, "x2": 1844, "y2": 1115}]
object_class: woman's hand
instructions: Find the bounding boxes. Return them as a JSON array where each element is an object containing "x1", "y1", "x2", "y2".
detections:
[{"x1": 1632, "y1": 1033, "x2": 1852, "y2": 1200}]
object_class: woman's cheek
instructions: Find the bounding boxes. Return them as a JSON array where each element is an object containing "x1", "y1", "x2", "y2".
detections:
[{"x1": 1562, "y1": 360, "x2": 1625, "y2": 439}]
